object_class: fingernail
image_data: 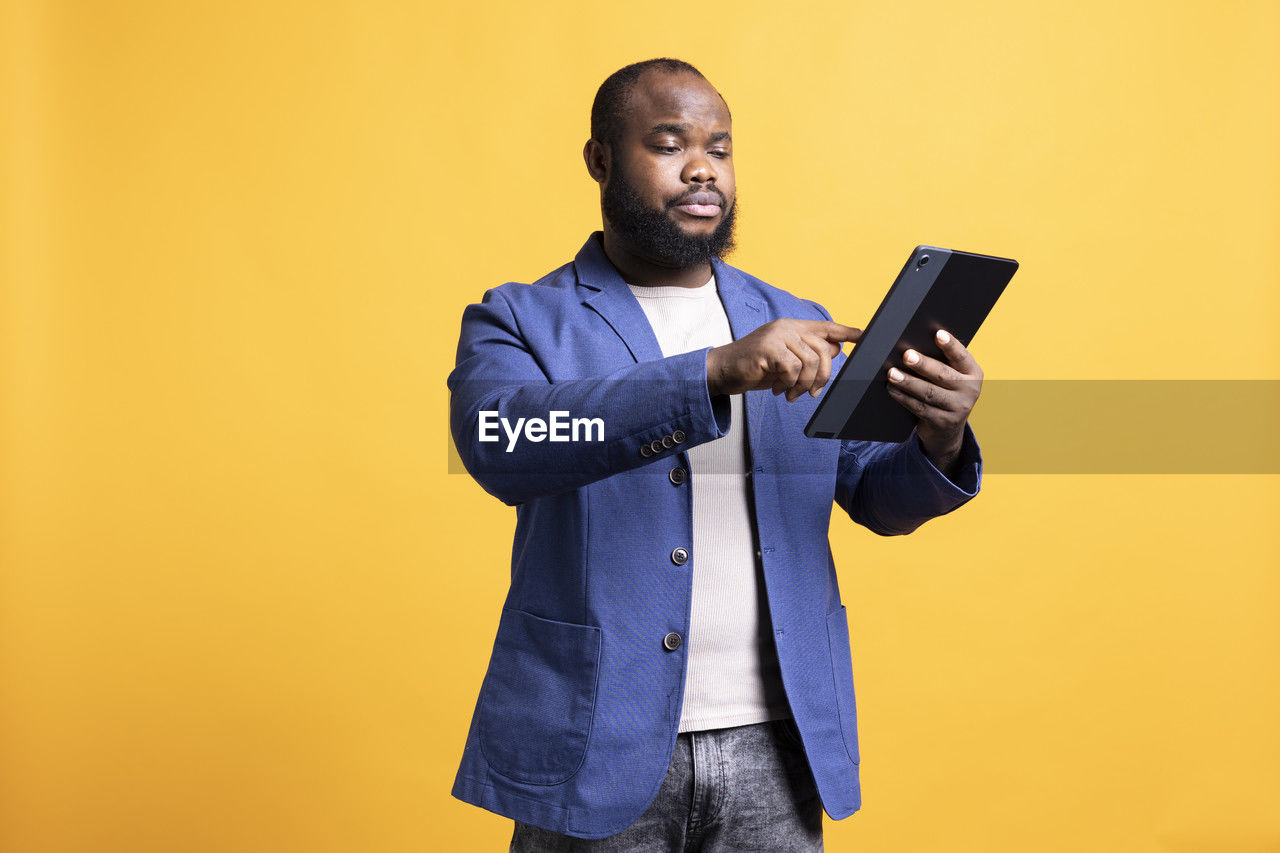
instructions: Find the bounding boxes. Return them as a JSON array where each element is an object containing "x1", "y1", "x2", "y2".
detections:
[
  {"x1": 888, "y1": 368, "x2": 903, "y2": 382},
  {"x1": 936, "y1": 330, "x2": 951, "y2": 344},
  {"x1": 904, "y1": 350, "x2": 919, "y2": 365}
]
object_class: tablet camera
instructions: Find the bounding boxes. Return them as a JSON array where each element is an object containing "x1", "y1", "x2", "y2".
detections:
[{"x1": 917, "y1": 254, "x2": 930, "y2": 268}]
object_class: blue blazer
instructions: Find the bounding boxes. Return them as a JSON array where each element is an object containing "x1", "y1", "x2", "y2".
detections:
[{"x1": 448, "y1": 232, "x2": 982, "y2": 839}]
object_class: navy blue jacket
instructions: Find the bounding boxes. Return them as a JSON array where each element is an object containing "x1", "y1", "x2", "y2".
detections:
[{"x1": 448, "y1": 232, "x2": 982, "y2": 839}]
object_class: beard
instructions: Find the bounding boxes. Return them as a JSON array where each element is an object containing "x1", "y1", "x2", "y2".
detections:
[{"x1": 600, "y1": 167, "x2": 738, "y2": 268}]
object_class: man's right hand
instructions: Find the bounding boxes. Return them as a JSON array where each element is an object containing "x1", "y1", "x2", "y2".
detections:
[{"x1": 706, "y1": 319, "x2": 863, "y2": 402}]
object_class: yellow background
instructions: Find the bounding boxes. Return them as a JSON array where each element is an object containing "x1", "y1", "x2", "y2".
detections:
[{"x1": 3, "y1": 1, "x2": 1278, "y2": 851}]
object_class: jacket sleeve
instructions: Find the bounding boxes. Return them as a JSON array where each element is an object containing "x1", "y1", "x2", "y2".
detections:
[
  {"x1": 447, "y1": 286, "x2": 731, "y2": 506},
  {"x1": 802, "y1": 299, "x2": 984, "y2": 536},
  {"x1": 834, "y1": 424, "x2": 983, "y2": 536}
]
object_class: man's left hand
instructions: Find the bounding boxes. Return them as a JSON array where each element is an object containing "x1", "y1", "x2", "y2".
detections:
[{"x1": 885, "y1": 328, "x2": 983, "y2": 476}]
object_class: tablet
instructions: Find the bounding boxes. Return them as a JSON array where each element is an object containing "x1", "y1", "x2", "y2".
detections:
[{"x1": 805, "y1": 245, "x2": 1018, "y2": 442}]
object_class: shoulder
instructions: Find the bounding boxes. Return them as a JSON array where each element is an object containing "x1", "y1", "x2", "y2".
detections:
[
  {"x1": 461, "y1": 259, "x2": 585, "y2": 336},
  {"x1": 479, "y1": 260, "x2": 579, "y2": 309}
]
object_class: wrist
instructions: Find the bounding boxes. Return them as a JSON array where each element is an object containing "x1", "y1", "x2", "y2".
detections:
[
  {"x1": 918, "y1": 428, "x2": 964, "y2": 473},
  {"x1": 706, "y1": 347, "x2": 725, "y2": 397}
]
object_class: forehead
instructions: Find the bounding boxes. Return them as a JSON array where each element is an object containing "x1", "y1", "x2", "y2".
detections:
[{"x1": 622, "y1": 71, "x2": 731, "y2": 136}]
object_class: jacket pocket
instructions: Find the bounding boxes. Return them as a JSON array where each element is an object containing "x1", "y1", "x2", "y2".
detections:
[
  {"x1": 477, "y1": 608, "x2": 602, "y2": 785},
  {"x1": 825, "y1": 605, "x2": 861, "y2": 765}
]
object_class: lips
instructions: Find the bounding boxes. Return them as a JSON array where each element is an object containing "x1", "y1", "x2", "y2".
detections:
[{"x1": 673, "y1": 190, "x2": 723, "y2": 218}]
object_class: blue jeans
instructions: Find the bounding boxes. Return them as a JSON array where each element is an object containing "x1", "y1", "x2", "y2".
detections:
[{"x1": 509, "y1": 718, "x2": 823, "y2": 851}]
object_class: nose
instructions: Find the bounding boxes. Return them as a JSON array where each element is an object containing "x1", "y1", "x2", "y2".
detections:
[{"x1": 681, "y1": 151, "x2": 717, "y2": 185}]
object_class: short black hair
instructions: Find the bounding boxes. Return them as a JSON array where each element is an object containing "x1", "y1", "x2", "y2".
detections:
[{"x1": 590, "y1": 58, "x2": 724, "y2": 147}]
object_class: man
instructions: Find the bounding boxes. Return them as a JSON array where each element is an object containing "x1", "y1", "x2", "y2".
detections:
[{"x1": 448, "y1": 58, "x2": 984, "y2": 850}]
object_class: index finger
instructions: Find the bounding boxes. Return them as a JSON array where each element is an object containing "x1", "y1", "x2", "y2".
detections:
[
  {"x1": 803, "y1": 321, "x2": 862, "y2": 343},
  {"x1": 935, "y1": 329, "x2": 977, "y2": 373}
]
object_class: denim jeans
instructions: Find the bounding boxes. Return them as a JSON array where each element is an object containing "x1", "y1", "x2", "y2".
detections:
[{"x1": 509, "y1": 718, "x2": 823, "y2": 851}]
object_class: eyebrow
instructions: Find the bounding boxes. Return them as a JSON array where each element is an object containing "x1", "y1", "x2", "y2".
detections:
[{"x1": 646, "y1": 122, "x2": 732, "y2": 143}]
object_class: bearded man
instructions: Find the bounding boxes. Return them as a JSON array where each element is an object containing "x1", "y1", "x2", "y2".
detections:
[{"x1": 447, "y1": 57, "x2": 985, "y2": 851}]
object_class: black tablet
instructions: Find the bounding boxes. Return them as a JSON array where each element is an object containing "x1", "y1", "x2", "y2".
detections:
[{"x1": 805, "y1": 245, "x2": 1018, "y2": 442}]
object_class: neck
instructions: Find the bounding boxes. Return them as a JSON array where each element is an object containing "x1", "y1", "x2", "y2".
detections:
[{"x1": 600, "y1": 229, "x2": 713, "y2": 288}]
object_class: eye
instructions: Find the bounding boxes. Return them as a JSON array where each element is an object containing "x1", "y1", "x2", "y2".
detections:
[
  {"x1": 653, "y1": 145, "x2": 680, "y2": 154},
  {"x1": 710, "y1": 150, "x2": 731, "y2": 159}
]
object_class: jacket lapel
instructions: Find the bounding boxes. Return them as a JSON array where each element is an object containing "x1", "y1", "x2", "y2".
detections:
[
  {"x1": 710, "y1": 256, "x2": 776, "y2": 466},
  {"x1": 573, "y1": 231, "x2": 783, "y2": 466},
  {"x1": 709, "y1": 255, "x2": 767, "y2": 339},
  {"x1": 574, "y1": 231, "x2": 773, "y2": 362},
  {"x1": 574, "y1": 233, "x2": 665, "y2": 364}
]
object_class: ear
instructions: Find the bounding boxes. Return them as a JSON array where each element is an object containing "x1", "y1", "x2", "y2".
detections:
[{"x1": 583, "y1": 139, "x2": 609, "y2": 184}]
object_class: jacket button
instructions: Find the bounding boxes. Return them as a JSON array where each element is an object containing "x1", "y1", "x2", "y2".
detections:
[
  {"x1": 661, "y1": 435, "x2": 675, "y2": 449},
  {"x1": 669, "y1": 467, "x2": 688, "y2": 485},
  {"x1": 640, "y1": 444, "x2": 654, "y2": 458},
  {"x1": 663, "y1": 632, "x2": 682, "y2": 651},
  {"x1": 671, "y1": 547, "x2": 689, "y2": 566},
  {"x1": 649, "y1": 439, "x2": 664, "y2": 455},
  {"x1": 672, "y1": 429, "x2": 686, "y2": 444}
]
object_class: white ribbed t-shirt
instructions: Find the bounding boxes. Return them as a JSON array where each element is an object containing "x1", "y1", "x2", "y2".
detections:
[{"x1": 627, "y1": 273, "x2": 791, "y2": 732}]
